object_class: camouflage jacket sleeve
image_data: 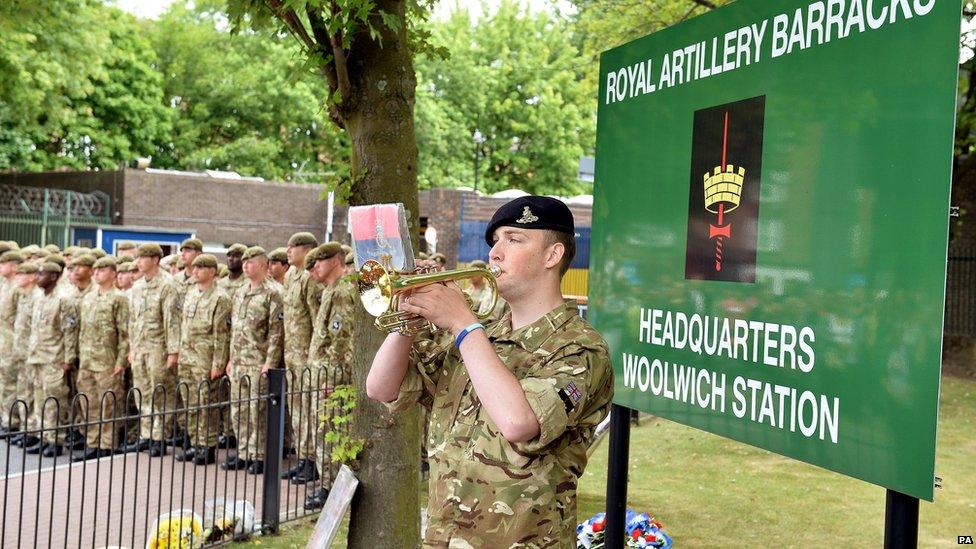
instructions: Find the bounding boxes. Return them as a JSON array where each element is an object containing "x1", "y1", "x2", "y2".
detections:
[
  {"x1": 323, "y1": 283, "x2": 357, "y2": 386},
  {"x1": 386, "y1": 330, "x2": 454, "y2": 413},
  {"x1": 114, "y1": 294, "x2": 130, "y2": 370},
  {"x1": 212, "y1": 293, "x2": 232, "y2": 373},
  {"x1": 162, "y1": 282, "x2": 181, "y2": 354},
  {"x1": 265, "y1": 290, "x2": 284, "y2": 367},
  {"x1": 305, "y1": 278, "x2": 322, "y2": 322},
  {"x1": 514, "y1": 342, "x2": 613, "y2": 455},
  {"x1": 61, "y1": 298, "x2": 79, "y2": 364}
]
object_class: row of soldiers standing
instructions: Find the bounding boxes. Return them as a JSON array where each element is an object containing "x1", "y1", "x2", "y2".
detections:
[{"x1": 0, "y1": 234, "x2": 359, "y2": 509}]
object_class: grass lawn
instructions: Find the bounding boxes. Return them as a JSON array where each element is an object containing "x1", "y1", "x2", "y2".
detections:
[{"x1": 248, "y1": 375, "x2": 975, "y2": 547}]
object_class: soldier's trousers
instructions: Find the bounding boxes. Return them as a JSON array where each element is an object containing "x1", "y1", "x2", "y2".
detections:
[
  {"x1": 217, "y1": 375, "x2": 234, "y2": 438},
  {"x1": 133, "y1": 348, "x2": 177, "y2": 441},
  {"x1": 230, "y1": 365, "x2": 266, "y2": 460},
  {"x1": 0, "y1": 356, "x2": 23, "y2": 429},
  {"x1": 22, "y1": 362, "x2": 40, "y2": 433},
  {"x1": 179, "y1": 366, "x2": 219, "y2": 448},
  {"x1": 76, "y1": 368, "x2": 124, "y2": 450},
  {"x1": 290, "y1": 364, "x2": 319, "y2": 461},
  {"x1": 34, "y1": 364, "x2": 71, "y2": 445}
]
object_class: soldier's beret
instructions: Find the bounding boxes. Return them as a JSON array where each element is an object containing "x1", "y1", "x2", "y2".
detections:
[
  {"x1": 345, "y1": 252, "x2": 355, "y2": 266},
  {"x1": 0, "y1": 251, "x2": 24, "y2": 263},
  {"x1": 304, "y1": 242, "x2": 340, "y2": 270},
  {"x1": 138, "y1": 243, "x2": 164, "y2": 258},
  {"x1": 117, "y1": 255, "x2": 134, "y2": 264},
  {"x1": 340, "y1": 244, "x2": 352, "y2": 256},
  {"x1": 176, "y1": 258, "x2": 185, "y2": 269},
  {"x1": 71, "y1": 254, "x2": 96, "y2": 267},
  {"x1": 90, "y1": 248, "x2": 107, "y2": 259},
  {"x1": 288, "y1": 232, "x2": 318, "y2": 248},
  {"x1": 430, "y1": 253, "x2": 446, "y2": 264},
  {"x1": 5, "y1": 241, "x2": 20, "y2": 251},
  {"x1": 0, "y1": 242, "x2": 12, "y2": 256},
  {"x1": 218, "y1": 264, "x2": 229, "y2": 278},
  {"x1": 47, "y1": 254, "x2": 65, "y2": 267},
  {"x1": 116, "y1": 240, "x2": 136, "y2": 251},
  {"x1": 268, "y1": 247, "x2": 288, "y2": 263},
  {"x1": 469, "y1": 259, "x2": 487, "y2": 268},
  {"x1": 17, "y1": 262, "x2": 39, "y2": 274},
  {"x1": 484, "y1": 195, "x2": 574, "y2": 245},
  {"x1": 39, "y1": 261, "x2": 62, "y2": 274},
  {"x1": 242, "y1": 246, "x2": 266, "y2": 261},
  {"x1": 180, "y1": 238, "x2": 204, "y2": 252},
  {"x1": 193, "y1": 254, "x2": 218, "y2": 269},
  {"x1": 75, "y1": 247, "x2": 91, "y2": 256},
  {"x1": 63, "y1": 246, "x2": 79, "y2": 256},
  {"x1": 160, "y1": 254, "x2": 176, "y2": 268},
  {"x1": 226, "y1": 243, "x2": 247, "y2": 256},
  {"x1": 21, "y1": 244, "x2": 40, "y2": 255},
  {"x1": 43, "y1": 244, "x2": 60, "y2": 254},
  {"x1": 93, "y1": 256, "x2": 117, "y2": 270},
  {"x1": 117, "y1": 262, "x2": 136, "y2": 273},
  {"x1": 35, "y1": 250, "x2": 51, "y2": 259}
]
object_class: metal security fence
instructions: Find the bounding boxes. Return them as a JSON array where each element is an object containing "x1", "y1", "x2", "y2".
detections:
[
  {"x1": 946, "y1": 246, "x2": 976, "y2": 336},
  {"x1": 0, "y1": 184, "x2": 111, "y2": 248},
  {"x1": 0, "y1": 367, "x2": 343, "y2": 548}
]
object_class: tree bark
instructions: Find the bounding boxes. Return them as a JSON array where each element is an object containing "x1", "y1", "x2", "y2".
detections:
[{"x1": 342, "y1": 1, "x2": 422, "y2": 547}]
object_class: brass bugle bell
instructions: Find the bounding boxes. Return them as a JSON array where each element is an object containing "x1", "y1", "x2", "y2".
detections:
[{"x1": 358, "y1": 259, "x2": 500, "y2": 334}]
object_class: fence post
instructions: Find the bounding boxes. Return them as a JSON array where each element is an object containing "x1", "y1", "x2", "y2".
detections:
[
  {"x1": 40, "y1": 188, "x2": 49, "y2": 246},
  {"x1": 262, "y1": 368, "x2": 286, "y2": 534}
]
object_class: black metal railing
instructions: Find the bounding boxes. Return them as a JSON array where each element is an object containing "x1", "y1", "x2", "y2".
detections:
[
  {"x1": 0, "y1": 366, "x2": 343, "y2": 548},
  {"x1": 946, "y1": 246, "x2": 976, "y2": 336}
]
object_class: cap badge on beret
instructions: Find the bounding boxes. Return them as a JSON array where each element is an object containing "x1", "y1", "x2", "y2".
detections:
[{"x1": 517, "y1": 206, "x2": 539, "y2": 224}]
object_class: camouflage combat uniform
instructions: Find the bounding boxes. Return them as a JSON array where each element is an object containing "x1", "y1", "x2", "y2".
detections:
[
  {"x1": 309, "y1": 276, "x2": 358, "y2": 487},
  {"x1": 388, "y1": 301, "x2": 613, "y2": 547},
  {"x1": 0, "y1": 277, "x2": 23, "y2": 429},
  {"x1": 229, "y1": 280, "x2": 284, "y2": 460},
  {"x1": 283, "y1": 265, "x2": 322, "y2": 460},
  {"x1": 129, "y1": 270, "x2": 180, "y2": 441},
  {"x1": 76, "y1": 287, "x2": 129, "y2": 449},
  {"x1": 217, "y1": 274, "x2": 247, "y2": 435},
  {"x1": 28, "y1": 289, "x2": 79, "y2": 445},
  {"x1": 179, "y1": 284, "x2": 231, "y2": 448},
  {"x1": 14, "y1": 288, "x2": 37, "y2": 433}
]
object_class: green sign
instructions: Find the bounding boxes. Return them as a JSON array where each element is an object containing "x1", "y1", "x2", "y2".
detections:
[{"x1": 590, "y1": 0, "x2": 960, "y2": 501}]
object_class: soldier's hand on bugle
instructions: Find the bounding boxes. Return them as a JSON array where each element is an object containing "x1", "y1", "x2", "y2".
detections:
[{"x1": 399, "y1": 282, "x2": 476, "y2": 334}]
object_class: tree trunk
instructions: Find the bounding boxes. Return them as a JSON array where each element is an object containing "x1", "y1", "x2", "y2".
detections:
[{"x1": 343, "y1": 1, "x2": 422, "y2": 547}]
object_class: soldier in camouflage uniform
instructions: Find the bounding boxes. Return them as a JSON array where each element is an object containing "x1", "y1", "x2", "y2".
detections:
[
  {"x1": 116, "y1": 241, "x2": 138, "y2": 259},
  {"x1": 176, "y1": 254, "x2": 232, "y2": 466},
  {"x1": 268, "y1": 247, "x2": 289, "y2": 285},
  {"x1": 216, "y1": 243, "x2": 248, "y2": 449},
  {"x1": 0, "y1": 247, "x2": 22, "y2": 434},
  {"x1": 8, "y1": 261, "x2": 40, "y2": 448},
  {"x1": 26, "y1": 261, "x2": 81, "y2": 458},
  {"x1": 124, "y1": 243, "x2": 180, "y2": 457},
  {"x1": 367, "y1": 196, "x2": 613, "y2": 546},
  {"x1": 73, "y1": 256, "x2": 129, "y2": 461},
  {"x1": 116, "y1": 260, "x2": 137, "y2": 293},
  {"x1": 172, "y1": 238, "x2": 203, "y2": 441},
  {"x1": 223, "y1": 246, "x2": 284, "y2": 474},
  {"x1": 279, "y1": 232, "x2": 322, "y2": 483},
  {"x1": 303, "y1": 242, "x2": 358, "y2": 508}
]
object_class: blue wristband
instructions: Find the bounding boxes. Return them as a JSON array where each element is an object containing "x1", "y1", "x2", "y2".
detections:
[{"x1": 454, "y1": 322, "x2": 485, "y2": 349}]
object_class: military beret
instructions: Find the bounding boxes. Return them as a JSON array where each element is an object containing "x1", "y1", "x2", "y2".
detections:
[
  {"x1": 288, "y1": 232, "x2": 319, "y2": 248},
  {"x1": 340, "y1": 244, "x2": 352, "y2": 256},
  {"x1": 74, "y1": 247, "x2": 91, "y2": 256},
  {"x1": 484, "y1": 195, "x2": 574, "y2": 245},
  {"x1": 138, "y1": 243, "x2": 164, "y2": 258},
  {"x1": 345, "y1": 253, "x2": 355, "y2": 266},
  {"x1": 268, "y1": 247, "x2": 288, "y2": 263},
  {"x1": 35, "y1": 250, "x2": 51, "y2": 259},
  {"x1": 5, "y1": 241, "x2": 20, "y2": 250},
  {"x1": 71, "y1": 254, "x2": 96, "y2": 267},
  {"x1": 21, "y1": 244, "x2": 40, "y2": 255},
  {"x1": 0, "y1": 242, "x2": 12, "y2": 256},
  {"x1": 117, "y1": 255, "x2": 134, "y2": 264},
  {"x1": 242, "y1": 246, "x2": 266, "y2": 261},
  {"x1": 304, "y1": 242, "x2": 340, "y2": 270},
  {"x1": 218, "y1": 264, "x2": 229, "y2": 278},
  {"x1": 469, "y1": 259, "x2": 487, "y2": 268},
  {"x1": 180, "y1": 238, "x2": 204, "y2": 252},
  {"x1": 430, "y1": 253, "x2": 446, "y2": 264},
  {"x1": 0, "y1": 251, "x2": 24, "y2": 263},
  {"x1": 63, "y1": 246, "x2": 79, "y2": 256},
  {"x1": 93, "y1": 256, "x2": 117, "y2": 270},
  {"x1": 39, "y1": 261, "x2": 62, "y2": 274},
  {"x1": 116, "y1": 241, "x2": 136, "y2": 251},
  {"x1": 117, "y1": 262, "x2": 137, "y2": 273},
  {"x1": 192, "y1": 254, "x2": 218, "y2": 269},
  {"x1": 47, "y1": 255, "x2": 65, "y2": 268},
  {"x1": 160, "y1": 254, "x2": 176, "y2": 268},
  {"x1": 226, "y1": 243, "x2": 247, "y2": 256},
  {"x1": 17, "y1": 262, "x2": 39, "y2": 274},
  {"x1": 43, "y1": 244, "x2": 60, "y2": 254},
  {"x1": 90, "y1": 248, "x2": 107, "y2": 259},
  {"x1": 175, "y1": 258, "x2": 185, "y2": 269}
]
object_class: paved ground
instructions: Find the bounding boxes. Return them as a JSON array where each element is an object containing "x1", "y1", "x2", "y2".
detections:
[{"x1": 0, "y1": 445, "x2": 322, "y2": 548}]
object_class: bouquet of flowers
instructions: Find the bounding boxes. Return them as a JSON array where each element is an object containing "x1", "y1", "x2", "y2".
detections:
[
  {"x1": 146, "y1": 510, "x2": 203, "y2": 549},
  {"x1": 577, "y1": 509, "x2": 672, "y2": 549}
]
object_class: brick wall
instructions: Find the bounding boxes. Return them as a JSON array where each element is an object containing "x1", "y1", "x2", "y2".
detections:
[{"x1": 122, "y1": 169, "x2": 343, "y2": 250}]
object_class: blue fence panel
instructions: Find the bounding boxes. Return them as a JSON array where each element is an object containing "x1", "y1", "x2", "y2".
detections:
[{"x1": 458, "y1": 220, "x2": 591, "y2": 269}]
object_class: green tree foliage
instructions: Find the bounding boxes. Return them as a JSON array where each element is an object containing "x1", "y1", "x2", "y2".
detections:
[
  {"x1": 0, "y1": 0, "x2": 170, "y2": 171},
  {"x1": 414, "y1": 1, "x2": 595, "y2": 196},
  {"x1": 149, "y1": 1, "x2": 349, "y2": 182}
]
